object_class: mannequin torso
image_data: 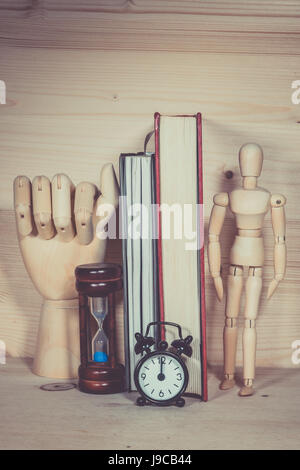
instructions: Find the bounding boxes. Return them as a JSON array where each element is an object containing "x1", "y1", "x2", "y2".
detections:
[
  {"x1": 229, "y1": 186, "x2": 271, "y2": 267},
  {"x1": 229, "y1": 187, "x2": 270, "y2": 230}
]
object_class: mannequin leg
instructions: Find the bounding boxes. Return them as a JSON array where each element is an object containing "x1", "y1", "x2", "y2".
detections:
[
  {"x1": 239, "y1": 267, "x2": 262, "y2": 397},
  {"x1": 220, "y1": 265, "x2": 243, "y2": 390}
]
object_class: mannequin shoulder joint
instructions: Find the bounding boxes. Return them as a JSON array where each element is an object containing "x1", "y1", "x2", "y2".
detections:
[
  {"x1": 270, "y1": 194, "x2": 286, "y2": 208},
  {"x1": 213, "y1": 192, "x2": 229, "y2": 207}
]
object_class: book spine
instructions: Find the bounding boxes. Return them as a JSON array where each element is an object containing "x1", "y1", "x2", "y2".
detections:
[
  {"x1": 154, "y1": 112, "x2": 208, "y2": 401},
  {"x1": 119, "y1": 155, "x2": 131, "y2": 391},
  {"x1": 154, "y1": 112, "x2": 165, "y2": 341},
  {"x1": 196, "y1": 113, "x2": 208, "y2": 402}
]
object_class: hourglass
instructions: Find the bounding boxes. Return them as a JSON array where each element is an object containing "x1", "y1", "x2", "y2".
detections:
[{"x1": 75, "y1": 263, "x2": 124, "y2": 394}]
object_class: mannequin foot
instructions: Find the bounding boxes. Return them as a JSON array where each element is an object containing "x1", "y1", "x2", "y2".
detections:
[
  {"x1": 238, "y1": 379, "x2": 254, "y2": 397},
  {"x1": 219, "y1": 374, "x2": 235, "y2": 390}
]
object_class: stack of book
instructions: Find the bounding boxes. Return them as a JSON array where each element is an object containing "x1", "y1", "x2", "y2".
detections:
[{"x1": 120, "y1": 113, "x2": 207, "y2": 401}]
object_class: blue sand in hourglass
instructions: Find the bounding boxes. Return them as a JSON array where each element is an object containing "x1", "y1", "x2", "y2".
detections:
[
  {"x1": 94, "y1": 351, "x2": 108, "y2": 362},
  {"x1": 91, "y1": 299, "x2": 109, "y2": 363},
  {"x1": 93, "y1": 313, "x2": 109, "y2": 362}
]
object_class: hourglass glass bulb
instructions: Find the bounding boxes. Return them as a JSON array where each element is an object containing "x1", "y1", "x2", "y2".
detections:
[{"x1": 90, "y1": 297, "x2": 109, "y2": 362}]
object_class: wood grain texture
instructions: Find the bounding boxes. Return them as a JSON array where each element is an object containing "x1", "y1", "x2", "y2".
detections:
[
  {"x1": 2, "y1": 359, "x2": 300, "y2": 449},
  {"x1": 0, "y1": 1, "x2": 300, "y2": 369},
  {"x1": 1, "y1": 1, "x2": 300, "y2": 54}
]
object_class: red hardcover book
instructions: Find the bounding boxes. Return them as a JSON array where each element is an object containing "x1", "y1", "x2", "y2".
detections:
[{"x1": 154, "y1": 112, "x2": 208, "y2": 401}]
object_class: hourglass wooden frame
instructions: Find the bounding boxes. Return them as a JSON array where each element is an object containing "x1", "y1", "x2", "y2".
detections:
[{"x1": 75, "y1": 263, "x2": 125, "y2": 394}]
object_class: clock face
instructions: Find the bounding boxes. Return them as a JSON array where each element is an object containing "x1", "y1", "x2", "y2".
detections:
[{"x1": 135, "y1": 352, "x2": 187, "y2": 403}]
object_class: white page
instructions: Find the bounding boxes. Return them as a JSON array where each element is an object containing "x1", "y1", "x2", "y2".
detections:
[{"x1": 159, "y1": 116, "x2": 202, "y2": 396}]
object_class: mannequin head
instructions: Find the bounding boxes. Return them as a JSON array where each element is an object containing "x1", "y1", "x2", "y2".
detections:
[{"x1": 239, "y1": 143, "x2": 263, "y2": 178}]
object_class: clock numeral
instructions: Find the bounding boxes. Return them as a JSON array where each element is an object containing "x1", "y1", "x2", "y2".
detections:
[
  {"x1": 158, "y1": 356, "x2": 166, "y2": 364},
  {"x1": 141, "y1": 373, "x2": 146, "y2": 380},
  {"x1": 159, "y1": 390, "x2": 164, "y2": 397},
  {"x1": 177, "y1": 373, "x2": 182, "y2": 381}
]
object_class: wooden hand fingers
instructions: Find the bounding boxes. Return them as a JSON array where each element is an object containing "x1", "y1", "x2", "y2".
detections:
[
  {"x1": 52, "y1": 174, "x2": 75, "y2": 242},
  {"x1": 14, "y1": 174, "x2": 96, "y2": 245},
  {"x1": 14, "y1": 166, "x2": 118, "y2": 245},
  {"x1": 96, "y1": 163, "x2": 119, "y2": 218},
  {"x1": 14, "y1": 175, "x2": 34, "y2": 237},
  {"x1": 32, "y1": 176, "x2": 55, "y2": 240},
  {"x1": 95, "y1": 163, "x2": 119, "y2": 234},
  {"x1": 74, "y1": 182, "x2": 97, "y2": 245}
]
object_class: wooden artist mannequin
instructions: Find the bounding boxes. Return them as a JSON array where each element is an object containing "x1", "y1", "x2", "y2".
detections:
[
  {"x1": 208, "y1": 143, "x2": 286, "y2": 397},
  {"x1": 13, "y1": 164, "x2": 119, "y2": 379}
]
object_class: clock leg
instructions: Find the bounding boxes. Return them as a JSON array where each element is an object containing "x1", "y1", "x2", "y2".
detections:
[
  {"x1": 175, "y1": 397, "x2": 185, "y2": 407},
  {"x1": 136, "y1": 396, "x2": 146, "y2": 406}
]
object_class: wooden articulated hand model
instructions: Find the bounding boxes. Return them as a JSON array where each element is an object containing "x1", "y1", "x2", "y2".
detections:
[
  {"x1": 13, "y1": 164, "x2": 119, "y2": 379},
  {"x1": 208, "y1": 143, "x2": 286, "y2": 397}
]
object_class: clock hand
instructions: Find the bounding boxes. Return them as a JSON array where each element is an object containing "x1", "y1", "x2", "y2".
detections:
[{"x1": 157, "y1": 357, "x2": 165, "y2": 381}]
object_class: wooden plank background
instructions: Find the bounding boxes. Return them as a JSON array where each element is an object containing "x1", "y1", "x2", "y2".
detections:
[{"x1": 0, "y1": 0, "x2": 300, "y2": 369}]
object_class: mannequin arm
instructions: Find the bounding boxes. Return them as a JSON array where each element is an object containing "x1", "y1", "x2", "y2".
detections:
[
  {"x1": 208, "y1": 192, "x2": 228, "y2": 301},
  {"x1": 267, "y1": 194, "x2": 287, "y2": 299}
]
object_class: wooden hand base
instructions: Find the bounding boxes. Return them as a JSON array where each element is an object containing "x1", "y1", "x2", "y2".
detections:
[{"x1": 33, "y1": 299, "x2": 80, "y2": 379}]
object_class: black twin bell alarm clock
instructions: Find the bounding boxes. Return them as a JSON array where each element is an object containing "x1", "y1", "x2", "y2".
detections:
[{"x1": 134, "y1": 321, "x2": 193, "y2": 407}]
